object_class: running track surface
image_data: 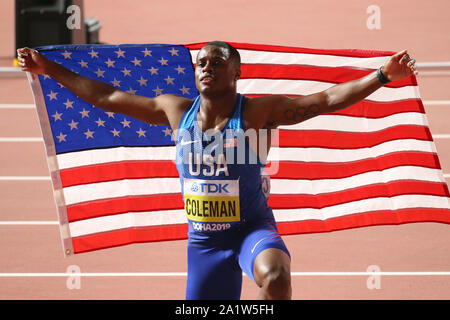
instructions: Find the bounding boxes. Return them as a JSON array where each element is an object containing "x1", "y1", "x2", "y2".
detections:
[{"x1": 0, "y1": 0, "x2": 449, "y2": 299}]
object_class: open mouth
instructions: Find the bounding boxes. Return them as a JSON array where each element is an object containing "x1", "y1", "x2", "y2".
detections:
[{"x1": 200, "y1": 75, "x2": 214, "y2": 84}]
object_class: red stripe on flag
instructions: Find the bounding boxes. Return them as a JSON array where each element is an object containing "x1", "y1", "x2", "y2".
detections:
[
  {"x1": 277, "y1": 208, "x2": 450, "y2": 235},
  {"x1": 60, "y1": 151, "x2": 439, "y2": 190},
  {"x1": 268, "y1": 152, "x2": 442, "y2": 179},
  {"x1": 67, "y1": 193, "x2": 184, "y2": 222},
  {"x1": 278, "y1": 125, "x2": 432, "y2": 149},
  {"x1": 66, "y1": 180, "x2": 448, "y2": 223},
  {"x1": 60, "y1": 160, "x2": 179, "y2": 188},
  {"x1": 243, "y1": 97, "x2": 425, "y2": 117},
  {"x1": 71, "y1": 207, "x2": 450, "y2": 254},
  {"x1": 71, "y1": 224, "x2": 188, "y2": 254},
  {"x1": 240, "y1": 64, "x2": 416, "y2": 88},
  {"x1": 186, "y1": 42, "x2": 395, "y2": 58},
  {"x1": 268, "y1": 181, "x2": 450, "y2": 209},
  {"x1": 330, "y1": 99, "x2": 425, "y2": 117}
]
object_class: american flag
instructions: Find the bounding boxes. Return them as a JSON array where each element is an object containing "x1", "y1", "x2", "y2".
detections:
[{"x1": 27, "y1": 42, "x2": 450, "y2": 256}]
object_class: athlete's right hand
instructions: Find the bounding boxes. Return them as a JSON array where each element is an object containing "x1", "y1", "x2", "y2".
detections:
[{"x1": 17, "y1": 47, "x2": 47, "y2": 75}]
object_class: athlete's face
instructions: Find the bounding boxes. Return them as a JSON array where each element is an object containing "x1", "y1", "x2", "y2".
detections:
[{"x1": 195, "y1": 45, "x2": 240, "y2": 96}]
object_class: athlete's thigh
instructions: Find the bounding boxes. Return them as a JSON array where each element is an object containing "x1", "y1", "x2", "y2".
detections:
[
  {"x1": 186, "y1": 241, "x2": 243, "y2": 300},
  {"x1": 238, "y1": 219, "x2": 290, "y2": 283}
]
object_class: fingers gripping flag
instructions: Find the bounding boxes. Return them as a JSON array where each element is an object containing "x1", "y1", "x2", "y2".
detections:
[{"x1": 26, "y1": 42, "x2": 450, "y2": 256}]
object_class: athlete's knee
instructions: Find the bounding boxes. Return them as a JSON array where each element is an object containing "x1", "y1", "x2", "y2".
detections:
[
  {"x1": 255, "y1": 251, "x2": 292, "y2": 300},
  {"x1": 259, "y1": 263, "x2": 291, "y2": 299}
]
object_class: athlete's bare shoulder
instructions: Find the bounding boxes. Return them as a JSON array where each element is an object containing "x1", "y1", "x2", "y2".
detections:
[
  {"x1": 242, "y1": 94, "x2": 288, "y2": 130},
  {"x1": 154, "y1": 93, "x2": 194, "y2": 131}
]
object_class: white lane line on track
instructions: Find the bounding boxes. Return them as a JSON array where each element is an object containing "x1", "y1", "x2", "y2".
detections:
[
  {"x1": 0, "y1": 221, "x2": 58, "y2": 225},
  {"x1": 0, "y1": 272, "x2": 449, "y2": 277},
  {"x1": 0, "y1": 137, "x2": 43, "y2": 142},
  {"x1": 0, "y1": 176, "x2": 50, "y2": 181},
  {"x1": 423, "y1": 100, "x2": 450, "y2": 105},
  {"x1": 0, "y1": 104, "x2": 35, "y2": 109}
]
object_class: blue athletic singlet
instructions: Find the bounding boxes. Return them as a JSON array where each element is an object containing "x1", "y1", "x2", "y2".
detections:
[{"x1": 175, "y1": 94, "x2": 290, "y2": 300}]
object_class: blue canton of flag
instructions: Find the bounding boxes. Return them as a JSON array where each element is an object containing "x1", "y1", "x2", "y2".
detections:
[{"x1": 36, "y1": 44, "x2": 197, "y2": 154}]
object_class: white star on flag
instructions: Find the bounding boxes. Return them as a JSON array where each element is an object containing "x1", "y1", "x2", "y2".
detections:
[
  {"x1": 121, "y1": 68, "x2": 132, "y2": 77},
  {"x1": 131, "y1": 57, "x2": 142, "y2": 66},
  {"x1": 175, "y1": 65, "x2": 185, "y2": 74},
  {"x1": 115, "y1": 48, "x2": 126, "y2": 58},
  {"x1": 169, "y1": 48, "x2": 179, "y2": 56},
  {"x1": 88, "y1": 49, "x2": 99, "y2": 58},
  {"x1": 84, "y1": 129, "x2": 94, "y2": 139},
  {"x1": 61, "y1": 51, "x2": 72, "y2": 59},
  {"x1": 136, "y1": 128, "x2": 146, "y2": 137},
  {"x1": 165, "y1": 75, "x2": 175, "y2": 85},
  {"x1": 137, "y1": 76, "x2": 148, "y2": 86},
  {"x1": 79, "y1": 108, "x2": 90, "y2": 118},
  {"x1": 158, "y1": 57, "x2": 168, "y2": 66},
  {"x1": 52, "y1": 111, "x2": 62, "y2": 121},
  {"x1": 110, "y1": 128, "x2": 120, "y2": 137},
  {"x1": 153, "y1": 86, "x2": 163, "y2": 96},
  {"x1": 47, "y1": 90, "x2": 58, "y2": 100},
  {"x1": 95, "y1": 68, "x2": 105, "y2": 78},
  {"x1": 78, "y1": 60, "x2": 88, "y2": 68},
  {"x1": 63, "y1": 99, "x2": 74, "y2": 109},
  {"x1": 95, "y1": 118, "x2": 106, "y2": 127},
  {"x1": 148, "y1": 66, "x2": 158, "y2": 75},
  {"x1": 179, "y1": 86, "x2": 190, "y2": 95},
  {"x1": 105, "y1": 58, "x2": 116, "y2": 68},
  {"x1": 111, "y1": 78, "x2": 121, "y2": 87},
  {"x1": 68, "y1": 119, "x2": 79, "y2": 130},
  {"x1": 121, "y1": 118, "x2": 131, "y2": 128},
  {"x1": 56, "y1": 132, "x2": 67, "y2": 142},
  {"x1": 142, "y1": 48, "x2": 152, "y2": 57}
]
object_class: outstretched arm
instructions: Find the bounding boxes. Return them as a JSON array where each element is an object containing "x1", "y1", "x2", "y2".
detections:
[
  {"x1": 17, "y1": 47, "x2": 190, "y2": 128},
  {"x1": 251, "y1": 50, "x2": 417, "y2": 129}
]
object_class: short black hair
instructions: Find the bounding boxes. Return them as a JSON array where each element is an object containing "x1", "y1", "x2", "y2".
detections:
[{"x1": 203, "y1": 41, "x2": 241, "y2": 67}]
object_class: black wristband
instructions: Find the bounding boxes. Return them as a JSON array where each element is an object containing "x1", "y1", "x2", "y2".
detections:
[{"x1": 376, "y1": 67, "x2": 391, "y2": 84}]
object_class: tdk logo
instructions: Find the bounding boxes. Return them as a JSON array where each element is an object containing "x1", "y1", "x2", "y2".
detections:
[{"x1": 194, "y1": 182, "x2": 230, "y2": 194}]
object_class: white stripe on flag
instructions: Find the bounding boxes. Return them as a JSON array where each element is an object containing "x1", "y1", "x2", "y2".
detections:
[
  {"x1": 282, "y1": 112, "x2": 428, "y2": 131},
  {"x1": 69, "y1": 210, "x2": 187, "y2": 237},
  {"x1": 57, "y1": 146, "x2": 176, "y2": 170},
  {"x1": 270, "y1": 166, "x2": 445, "y2": 195},
  {"x1": 237, "y1": 79, "x2": 418, "y2": 101},
  {"x1": 68, "y1": 194, "x2": 447, "y2": 238},
  {"x1": 273, "y1": 194, "x2": 450, "y2": 222},
  {"x1": 63, "y1": 177, "x2": 181, "y2": 205},
  {"x1": 268, "y1": 139, "x2": 436, "y2": 162},
  {"x1": 54, "y1": 138, "x2": 436, "y2": 177},
  {"x1": 62, "y1": 165, "x2": 441, "y2": 206},
  {"x1": 190, "y1": 49, "x2": 389, "y2": 69}
]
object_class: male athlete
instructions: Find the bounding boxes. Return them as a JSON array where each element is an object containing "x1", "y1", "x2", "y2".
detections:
[{"x1": 17, "y1": 41, "x2": 417, "y2": 300}]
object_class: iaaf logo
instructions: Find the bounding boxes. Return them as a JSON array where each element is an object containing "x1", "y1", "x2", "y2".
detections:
[{"x1": 190, "y1": 182, "x2": 230, "y2": 194}]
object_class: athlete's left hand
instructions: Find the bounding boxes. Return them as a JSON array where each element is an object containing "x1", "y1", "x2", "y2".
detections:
[{"x1": 381, "y1": 50, "x2": 418, "y2": 81}]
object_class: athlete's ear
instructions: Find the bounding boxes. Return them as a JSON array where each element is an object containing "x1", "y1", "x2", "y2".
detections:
[{"x1": 235, "y1": 69, "x2": 241, "y2": 81}]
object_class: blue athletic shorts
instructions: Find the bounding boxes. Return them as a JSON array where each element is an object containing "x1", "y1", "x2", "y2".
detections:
[{"x1": 185, "y1": 218, "x2": 290, "y2": 300}]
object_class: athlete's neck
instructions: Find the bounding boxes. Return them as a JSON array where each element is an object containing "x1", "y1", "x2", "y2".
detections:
[{"x1": 197, "y1": 92, "x2": 238, "y2": 132}]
